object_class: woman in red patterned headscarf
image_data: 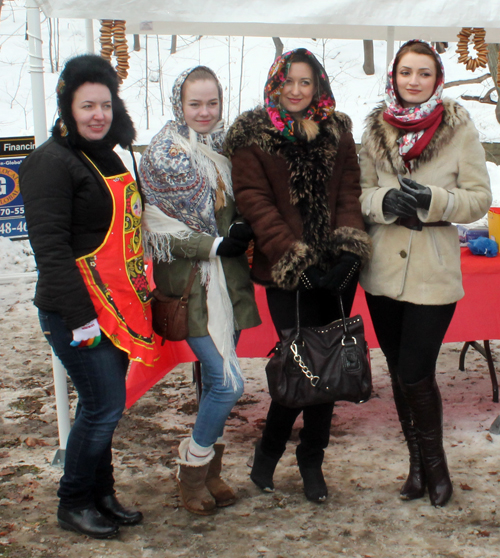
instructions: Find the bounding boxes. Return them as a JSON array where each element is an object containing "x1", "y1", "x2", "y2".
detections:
[{"x1": 225, "y1": 48, "x2": 371, "y2": 503}]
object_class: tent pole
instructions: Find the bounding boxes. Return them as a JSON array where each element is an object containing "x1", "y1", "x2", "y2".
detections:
[
  {"x1": 85, "y1": 19, "x2": 94, "y2": 53},
  {"x1": 51, "y1": 350, "x2": 71, "y2": 467},
  {"x1": 26, "y1": 0, "x2": 48, "y2": 147},
  {"x1": 386, "y1": 26, "x2": 395, "y2": 69}
]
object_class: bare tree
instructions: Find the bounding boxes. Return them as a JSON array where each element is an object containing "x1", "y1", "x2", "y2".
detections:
[
  {"x1": 487, "y1": 44, "x2": 500, "y2": 124},
  {"x1": 454, "y1": 45, "x2": 499, "y2": 123},
  {"x1": 272, "y1": 37, "x2": 283, "y2": 60},
  {"x1": 363, "y1": 40, "x2": 374, "y2": 75},
  {"x1": 238, "y1": 36, "x2": 245, "y2": 116}
]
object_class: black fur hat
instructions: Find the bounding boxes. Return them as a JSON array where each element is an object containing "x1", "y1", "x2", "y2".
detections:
[{"x1": 53, "y1": 54, "x2": 136, "y2": 148}]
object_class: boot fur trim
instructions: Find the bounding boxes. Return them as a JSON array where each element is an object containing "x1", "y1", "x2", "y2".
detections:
[{"x1": 176, "y1": 437, "x2": 215, "y2": 470}]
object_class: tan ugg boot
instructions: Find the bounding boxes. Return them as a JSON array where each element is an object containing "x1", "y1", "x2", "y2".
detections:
[
  {"x1": 176, "y1": 438, "x2": 216, "y2": 515},
  {"x1": 205, "y1": 443, "x2": 236, "y2": 507}
]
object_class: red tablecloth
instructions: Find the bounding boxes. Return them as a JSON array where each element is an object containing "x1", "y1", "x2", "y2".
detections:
[{"x1": 126, "y1": 249, "x2": 500, "y2": 407}]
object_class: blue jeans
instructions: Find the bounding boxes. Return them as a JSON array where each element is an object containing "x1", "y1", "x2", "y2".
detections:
[
  {"x1": 39, "y1": 310, "x2": 129, "y2": 510},
  {"x1": 187, "y1": 333, "x2": 243, "y2": 447}
]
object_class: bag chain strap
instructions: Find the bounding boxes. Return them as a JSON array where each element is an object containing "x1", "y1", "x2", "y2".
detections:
[
  {"x1": 292, "y1": 289, "x2": 352, "y2": 387},
  {"x1": 290, "y1": 340, "x2": 320, "y2": 387}
]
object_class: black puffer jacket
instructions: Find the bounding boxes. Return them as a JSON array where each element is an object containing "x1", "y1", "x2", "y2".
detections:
[{"x1": 20, "y1": 115, "x2": 136, "y2": 330}]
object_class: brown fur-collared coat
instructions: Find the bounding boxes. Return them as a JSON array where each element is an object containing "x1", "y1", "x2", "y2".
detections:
[
  {"x1": 224, "y1": 107, "x2": 371, "y2": 290},
  {"x1": 359, "y1": 99, "x2": 492, "y2": 304}
]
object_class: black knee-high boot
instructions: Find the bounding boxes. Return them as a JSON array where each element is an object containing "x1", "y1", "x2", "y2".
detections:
[
  {"x1": 388, "y1": 365, "x2": 426, "y2": 500},
  {"x1": 400, "y1": 375, "x2": 452, "y2": 507},
  {"x1": 250, "y1": 440, "x2": 281, "y2": 492}
]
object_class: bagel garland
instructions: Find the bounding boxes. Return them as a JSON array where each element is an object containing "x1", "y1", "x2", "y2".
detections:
[
  {"x1": 99, "y1": 19, "x2": 130, "y2": 82},
  {"x1": 456, "y1": 27, "x2": 488, "y2": 72}
]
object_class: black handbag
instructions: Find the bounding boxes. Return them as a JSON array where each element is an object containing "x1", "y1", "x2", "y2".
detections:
[{"x1": 265, "y1": 291, "x2": 372, "y2": 408}]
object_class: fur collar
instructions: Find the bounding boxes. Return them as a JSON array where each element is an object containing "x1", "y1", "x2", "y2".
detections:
[
  {"x1": 225, "y1": 107, "x2": 354, "y2": 270},
  {"x1": 224, "y1": 106, "x2": 352, "y2": 159},
  {"x1": 362, "y1": 98, "x2": 472, "y2": 174}
]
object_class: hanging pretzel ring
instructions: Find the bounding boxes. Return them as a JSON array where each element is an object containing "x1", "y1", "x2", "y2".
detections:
[
  {"x1": 99, "y1": 19, "x2": 130, "y2": 83},
  {"x1": 456, "y1": 27, "x2": 488, "y2": 72}
]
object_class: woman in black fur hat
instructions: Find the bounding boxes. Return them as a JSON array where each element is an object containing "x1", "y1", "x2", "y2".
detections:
[
  {"x1": 224, "y1": 48, "x2": 371, "y2": 502},
  {"x1": 20, "y1": 54, "x2": 158, "y2": 539}
]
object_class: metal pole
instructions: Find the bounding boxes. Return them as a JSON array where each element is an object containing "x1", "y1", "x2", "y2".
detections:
[
  {"x1": 85, "y1": 19, "x2": 94, "y2": 53},
  {"x1": 51, "y1": 350, "x2": 71, "y2": 467},
  {"x1": 26, "y1": 0, "x2": 48, "y2": 147},
  {"x1": 386, "y1": 26, "x2": 395, "y2": 70}
]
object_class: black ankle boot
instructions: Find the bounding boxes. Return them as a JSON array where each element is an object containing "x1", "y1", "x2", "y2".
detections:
[
  {"x1": 250, "y1": 441, "x2": 280, "y2": 492},
  {"x1": 298, "y1": 465, "x2": 328, "y2": 503},
  {"x1": 57, "y1": 505, "x2": 119, "y2": 539},
  {"x1": 95, "y1": 495, "x2": 143, "y2": 525},
  {"x1": 388, "y1": 366, "x2": 426, "y2": 500},
  {"x1": 400, "y1": 375, "x2": 453, "y2": 507}
]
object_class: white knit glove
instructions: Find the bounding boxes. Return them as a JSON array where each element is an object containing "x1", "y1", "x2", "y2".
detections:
[{"x1": 70, "y1": 319, "x2": 101, "y2": 348}]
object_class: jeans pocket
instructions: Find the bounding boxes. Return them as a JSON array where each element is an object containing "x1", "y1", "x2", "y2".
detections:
[{"x1": 38, "y1": 311, "x2": 53, "y2": 344}]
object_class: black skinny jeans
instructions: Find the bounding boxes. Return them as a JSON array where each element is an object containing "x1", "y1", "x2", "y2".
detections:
[
  {"x1": 365, "y1": 293, "x2": 456, "y2": 385},
  {"x1": 261, "y1": 278, "x2": 358, "y2": 468}
]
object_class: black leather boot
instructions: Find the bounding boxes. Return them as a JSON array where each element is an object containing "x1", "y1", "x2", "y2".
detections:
[
  {"x1": 95, "y1": 495, "x2": 143, "y2": 525},
  {"x1": 298, "y1": 464, "x2": 328, "y2": 503},
  {"x1": 250, "y1": 441, "x2": 280, "y2": 492},
  {"x1": 388, "y1": 365, "x2": 426, "y2": 500},
  {"x1": 57, "y1": 505, "x2": 119, "y2": 539},
  {"x1": 400, "y1": 375, "x2": 453, "y2": 507}
]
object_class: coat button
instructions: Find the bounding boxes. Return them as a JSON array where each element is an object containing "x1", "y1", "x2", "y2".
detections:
[{"x1": 400, "y1": 250, "x2": 407, "y2": 258}]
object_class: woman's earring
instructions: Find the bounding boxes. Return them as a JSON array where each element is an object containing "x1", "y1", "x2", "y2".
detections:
[{"x1": 60, "y1": 120, "x2": 68, "y2": 137}]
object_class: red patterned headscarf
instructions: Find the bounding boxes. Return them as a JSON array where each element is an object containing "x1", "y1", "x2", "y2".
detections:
[
  {"x1": 264, "y1": 48, "x2": 335, "y2": 142},
  {"x1": 383, "y1": 40, "x2": 445, "y2": 164}
]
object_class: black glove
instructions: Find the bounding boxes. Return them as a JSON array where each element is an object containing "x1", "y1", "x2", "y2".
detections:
[
  {"x1": 216, "y1": 237, "x2": 249, "y2": 258},
  {"x1": 228, "y1": 221, "x2": 254, "y2": 243},
  {"x1": 298, "y1": 265, "x2": 325, "y2": 292},
  {"x1": 398, "y1": 175, "x2": 432, "y2": 210},
  {"x1": 382, "y1": 188, "x2": 418, "y2": 218},
  {"x1": 319, "y1": 252, "x2": 361, "y2": 293}
]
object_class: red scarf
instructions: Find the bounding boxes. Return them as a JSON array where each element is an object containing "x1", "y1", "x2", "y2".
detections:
[{"x1": 383, "y1": 104, "x2": 444, "y2": 162}]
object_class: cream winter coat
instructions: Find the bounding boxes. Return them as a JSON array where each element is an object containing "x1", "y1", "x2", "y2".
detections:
[{"x1": 359, "y1": 99, "x2": 491, "y2": 305}]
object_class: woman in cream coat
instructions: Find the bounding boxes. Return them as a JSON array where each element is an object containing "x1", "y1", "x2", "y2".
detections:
[{"x1": 359, "y1": 40, "x2": 491, "y2": 508}]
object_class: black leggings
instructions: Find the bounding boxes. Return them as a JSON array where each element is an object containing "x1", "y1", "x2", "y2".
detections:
[
  {"x1": 365, "y1": 293, "x2": 456, "y2": 385},
  {"x1": 260, "y1": 280, "x2": 358, "y2": 467}
]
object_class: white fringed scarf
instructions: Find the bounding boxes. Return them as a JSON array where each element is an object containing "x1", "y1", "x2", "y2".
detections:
[{"x1": 143, "y1": 204, "x2": 241, "y2": 389}]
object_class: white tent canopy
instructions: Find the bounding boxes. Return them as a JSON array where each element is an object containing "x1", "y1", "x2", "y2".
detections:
[{"x1": 34, "y1": 0, "x2": 500, "y2": 41}]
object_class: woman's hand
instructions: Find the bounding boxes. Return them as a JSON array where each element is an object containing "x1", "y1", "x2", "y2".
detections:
[
  {"x1": 228, "y1": 221, "x2": 254, "y2": 243},
  {"x1": 298, "y1": 265, "x2": 325, "y2": 291},
  {"x1": 70, "y1": 319, "x2": 101, "y2": 348},
  {"x1": 216, "y1": 237, "x2": 249, "y2": 258},
  {"x1": 398, "y1": 176, "x2": 432, "y2": 210},
  {"x1": 382, "y1": 188, "x2": 418, "y2": 218},
  {"x1": 319, "y1": 252, "x2": 361, "y2": 293}
]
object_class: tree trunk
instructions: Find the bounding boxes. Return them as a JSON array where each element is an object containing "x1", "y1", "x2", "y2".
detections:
[
  {"x1": 363, "y1": 40, "x2": 374, "y2": 75},
  {"x1": 487, "y1": 44, "x2": 500, "y2": 124},
  {"x1": 272, "y1": 37, "x2": 283, "y2": 60}
]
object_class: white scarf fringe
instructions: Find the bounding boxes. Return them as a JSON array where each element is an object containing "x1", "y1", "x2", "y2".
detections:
[{"x1": 143, "y1": 204, "x2": 242, "y2": 389}]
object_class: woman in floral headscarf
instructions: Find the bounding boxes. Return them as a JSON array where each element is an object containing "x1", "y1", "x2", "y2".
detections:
[
  {"x1": 225, "y1": 48, "x2": 371, "y2": 502},
  {"x1": 359, "y1": 40, "x2": 491, "y2": 507},
  {"x1": 140, "y1": 66, "x2": 260, "y2": 515}
]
